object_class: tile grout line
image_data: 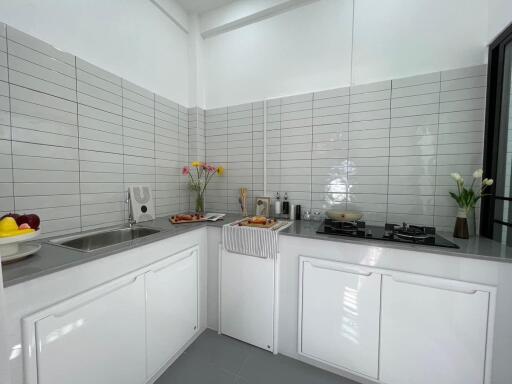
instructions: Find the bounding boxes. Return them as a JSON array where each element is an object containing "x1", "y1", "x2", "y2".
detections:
[
  {"x1": 251, "y1": 103, "x2": 254, "y2": 213},
  {"x1": 5, "y1": 26, "x2": 15, "y2": 213},
  {"x1": 310, "y1": 94, "x2": 313, "y2": 212},
  {"x1": 347, "y1": 89, "x2": 351, "y2": 212},
  {"x1": 385, "y1": 82, "x2": 392, "y2": 223},
  {"x1": 121, "y1": 81, "x2": 126, "y2": 221},
  {"x1": 74, "y1": 56, "x2": 82, "y2": 231},
  {"x1": 227, "y1": 109, "x2": 230, "y2": 213},
  {"x1": 433, "y1": 73, "x2": 442, "y2": 228},
  {"x1": 153, "y1": 93, "x2": 157, "y2": 215}
]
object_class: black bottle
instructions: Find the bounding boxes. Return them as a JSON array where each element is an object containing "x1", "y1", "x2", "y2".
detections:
[{"x1": 282, "y1": 192, "x2": 290, "y2": 219}]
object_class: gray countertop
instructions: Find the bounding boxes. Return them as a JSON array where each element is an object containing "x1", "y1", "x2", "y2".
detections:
[
  {"x1": 280, "y1": 220, "x2": 512, "y2": 263},
  {"x1": 1, "y1": 215, "x2": 236, "y2": 288},
  {"x1": 2, "y1": 215, "x2": 511, "y2": 288}
]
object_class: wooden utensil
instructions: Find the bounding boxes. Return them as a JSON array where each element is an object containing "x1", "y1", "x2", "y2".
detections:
[{"x1": 239, "y1": 188, "x2": 248, "y2": 217}]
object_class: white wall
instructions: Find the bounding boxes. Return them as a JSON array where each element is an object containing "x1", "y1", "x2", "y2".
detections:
[
  {"x1": 352, "y1": 0, "x2": 488, "y2": 85},
  {"x1": 488, "y1": 0, "x2": 512, "y2": 42},
  {"x1": 202, "y1": 0, "x2": 353, "y2": 108},
  {"x1": 0, "y1": 0, "x2": 191, "y2": 105},
  {"x1": 201, "y1": 0, "x2": 489, "y2": 108}
]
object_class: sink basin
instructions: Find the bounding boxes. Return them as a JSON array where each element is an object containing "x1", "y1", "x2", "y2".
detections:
[{"x1": 50, "y1": 226, "x2": 161, "y2": 252}]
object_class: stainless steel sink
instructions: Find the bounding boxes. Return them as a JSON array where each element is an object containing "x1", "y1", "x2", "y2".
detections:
[{"x1": 49, "y1": 226, "x2": 161, "y2": 252}]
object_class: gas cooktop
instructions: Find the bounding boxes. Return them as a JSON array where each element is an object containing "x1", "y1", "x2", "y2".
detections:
[{"x1": 317, "y1": 219, "x2": 459, "y2": 249}]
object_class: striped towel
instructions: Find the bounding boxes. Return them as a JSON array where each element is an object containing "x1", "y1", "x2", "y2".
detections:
[{"x1": 222, "y1": 220, "x2": 292, "y2": 259}]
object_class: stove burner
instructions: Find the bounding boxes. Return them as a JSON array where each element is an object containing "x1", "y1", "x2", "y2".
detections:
[
  {"x1": 385, "y1": 222, "x2": 436, "y2": 242},
  {"x1": 317, "y1": 219, "x2": 459, "y2": 249},
  {"x1": 323, "y1": 219, "x2": 367, "y2": 236}
]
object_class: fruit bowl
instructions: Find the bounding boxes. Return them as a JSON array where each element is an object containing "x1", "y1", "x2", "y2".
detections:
[
  {"x1": 0, "y1": 230, "x2": 41, "y2": 263},
  {"x1": 0, "y1": 229, "x2": 40, "y2": 245}
]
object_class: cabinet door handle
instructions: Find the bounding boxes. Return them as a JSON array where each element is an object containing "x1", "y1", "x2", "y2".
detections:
[
  {"x1": 149, "y1": 250, "x2": 196, "y2": 273},
  {"x1": 391, "y1": 275, "x2": 478, "y2": 294},
  {"x1": 51, "y1": 275, "x2": 142, "y2": 318},
  {"x1": 306, "y1": 261, "x2": 373, "y2": 276}
]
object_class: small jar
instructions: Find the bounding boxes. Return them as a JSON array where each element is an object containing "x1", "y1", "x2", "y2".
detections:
[{"x1": 303, "y1": 209, "x2": 311, "y2": 221}]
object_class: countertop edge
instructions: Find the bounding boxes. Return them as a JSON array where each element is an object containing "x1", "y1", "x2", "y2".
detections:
[{"x1": 3, "y1": 215, "x2": 511, "y2": 288}]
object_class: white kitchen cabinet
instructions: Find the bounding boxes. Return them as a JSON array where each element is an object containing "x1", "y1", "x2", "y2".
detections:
[
  {"x1": 145, "y1": 247, "x2": 198, "y2": 377},
  {"x1": 380, "y1": 273, "x2": 492, "y2": 384},
  {"x1": 298, "y1": 257, "x2": 381, "y2": 379},
  {"x1": 220, "y1": 249, "x2": 276, "y2": 352},
  {"x1": 29, "y1": 274, "x2": 146, "y2": 384}
]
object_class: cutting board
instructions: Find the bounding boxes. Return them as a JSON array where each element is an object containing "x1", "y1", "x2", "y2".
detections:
[
  {"x1": 169, "y1": 214, "x2": 207, "y2": 224},
  {"x1": 237, "y1": 218, "x2": 277, "y2": 228}
]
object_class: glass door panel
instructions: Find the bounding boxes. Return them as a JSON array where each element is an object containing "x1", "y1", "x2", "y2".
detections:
[{"x1": 494, "y1": 41, "x2": 512, "y2": 245}]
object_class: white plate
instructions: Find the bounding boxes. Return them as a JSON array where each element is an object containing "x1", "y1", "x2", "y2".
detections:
[{"x1": 1, "y1": 242, "x2": 41, "y2": 263}]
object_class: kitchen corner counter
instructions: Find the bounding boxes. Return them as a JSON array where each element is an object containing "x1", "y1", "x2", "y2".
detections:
[
  {"x1": 3, "y1": 214, "x2": 511, "y2": 288},
  {"x1": 279, "y1": 220, "x2": 512, "y2": 263}
]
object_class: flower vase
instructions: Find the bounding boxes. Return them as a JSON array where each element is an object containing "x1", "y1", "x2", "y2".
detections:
[
  {"x1": 195, "y1": 192, "x2": 205, "y2": 214},
  {"x1": 453, "y1": 208, "x2": 469, "y2": 239},
  {"x1": 467, "y1": 206, "x2": 477, "y2": 237}
]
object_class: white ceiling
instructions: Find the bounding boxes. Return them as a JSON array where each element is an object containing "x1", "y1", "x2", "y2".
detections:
[{"x1": 176, "y1": 0, "x2": 234, "y2": 14}]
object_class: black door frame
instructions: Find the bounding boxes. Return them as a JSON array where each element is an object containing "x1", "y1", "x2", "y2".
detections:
[{"x1": 481, "y1": 22, "x2": 512, "y2": 238}]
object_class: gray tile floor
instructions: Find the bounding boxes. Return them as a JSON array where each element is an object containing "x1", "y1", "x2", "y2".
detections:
[{"x1": 155, "y1": 329, "x2": 358, "y2": 384}]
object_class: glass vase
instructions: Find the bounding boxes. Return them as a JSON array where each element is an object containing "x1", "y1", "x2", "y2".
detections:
[
  {"x1": 467, "y1": 206, "x2": 477, "y2": 237},
  {"x1": 195, "y1": 191, "x2": 205, "y2": 214}
]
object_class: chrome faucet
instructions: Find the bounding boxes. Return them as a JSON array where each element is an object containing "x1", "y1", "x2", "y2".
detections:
[{"x1": 126, "y1": 189, "x2": 136, "y2": 228}]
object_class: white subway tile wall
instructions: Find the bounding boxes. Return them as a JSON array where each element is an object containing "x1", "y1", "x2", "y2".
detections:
[
  {"x1": 204, "y1": 102, "x2": 264, "y2": 214},
  {"x1": 204, "y1": 65, "x2": 487, "y2": 231},
  {"x1": 188, "y1": 107, "x2": 205, "y2": 162},
  {"x1": 204, "y1": 107, "x2": 228, "y2": 212},
  {"x1": 155, "y1": 95, "x2": 180, "y2": 216},
  {"x1": 178, "y1": 104, "x2": 189, "y2": 212},
  {"x1": 0, "y1": 24, "x2": 488, "y2": 234},
  {"x1": 349, "y1": 82, "x2": 390, "y2": 225},
  {"x1": 77, "y1": 57, "x2": 124, "y2": 231},
  {"x1": 0, "y1": 24, "x2": 191, "y2": 237},
  {"x1": 435, "y1": 65, "x2": 488, "y2": 231}
]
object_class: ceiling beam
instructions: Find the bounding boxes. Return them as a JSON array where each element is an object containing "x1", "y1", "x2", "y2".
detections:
[
  {"x1": 150, "y1": 0, "x2": 189, "y2": 33},
  {"x1": 200, "y1": 0, "x2": 320, "y2": 39}
]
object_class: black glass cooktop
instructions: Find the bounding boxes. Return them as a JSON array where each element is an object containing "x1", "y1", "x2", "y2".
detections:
[{"x1": 317, "y1": 219, "x2": 459, "y2": 249}]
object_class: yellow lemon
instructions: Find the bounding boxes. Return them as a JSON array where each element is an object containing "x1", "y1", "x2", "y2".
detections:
[{"x1": 0, "y1": 217, "x2": 18, "y2": 233}]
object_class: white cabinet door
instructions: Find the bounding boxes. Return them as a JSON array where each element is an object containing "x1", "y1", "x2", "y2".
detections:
[
  {"x1": 299, "y1": 258, "x2": 381, "y2": 378},
  {"x1": 146, "y1": 247, "x2": 198, "y2": 377},
  {"x1": 380, "y1": 274, "x2": 490, "y2": 384},
  {"x1": 34, "y1": 274, "x2": 146, "y2": 384},
  {"x1": 220, "y1": 249, "x2": 275, "y2": 352}
]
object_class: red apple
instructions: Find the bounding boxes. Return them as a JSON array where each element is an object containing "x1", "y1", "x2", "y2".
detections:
[
  {"x1": 1, "y1": 213, "x2": 20, "y2": 221},
  {"x1": 17, "y1": 214, "x2": 40, "y2": 230}
]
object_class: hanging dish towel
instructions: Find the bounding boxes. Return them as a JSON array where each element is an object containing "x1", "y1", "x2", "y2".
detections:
[{"x1": 222, "y1": 220, "x2": 292, "y2": 259}]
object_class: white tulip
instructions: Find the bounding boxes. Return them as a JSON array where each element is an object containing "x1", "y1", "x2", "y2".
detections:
[
  {"x1": 450, "y1": 172, "x2": 463, "y2": 183},
  {"x1": 473, "y1": 168, "x2": 483, "y2": 179},
  {"x1": 483, "y1": 178, "x2": 494, "y2": 186}
]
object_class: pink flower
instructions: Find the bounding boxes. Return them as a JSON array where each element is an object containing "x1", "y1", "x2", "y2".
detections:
[
  {"x1": 208, "y1": 165, "x2": 217, "y2": 173},
  {"x1": 182, "y1": 166, "x2": 190, "y2": 176}
]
